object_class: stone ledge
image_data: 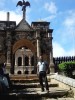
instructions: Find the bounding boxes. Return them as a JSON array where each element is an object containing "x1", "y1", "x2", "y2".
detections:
[
  {"x1": 50, "y1": 74, "x2": 75, "y2": 98},
  {"x1": 51, "y1": 74, "x2": 75, "y2": 88}
]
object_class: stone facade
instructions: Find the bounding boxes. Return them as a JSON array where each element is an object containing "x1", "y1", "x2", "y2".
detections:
[{"x1": 0, "y1": 12, "x2": 54, "y2": 74}]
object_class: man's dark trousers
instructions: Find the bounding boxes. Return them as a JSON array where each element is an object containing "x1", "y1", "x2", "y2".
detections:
[{"x1": 39, "y1": 71, "x2": 49, "y2": 91}]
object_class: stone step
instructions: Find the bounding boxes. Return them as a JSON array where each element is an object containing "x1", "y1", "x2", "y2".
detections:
[
  {"x1": 10, "y1": 74, "x2": 51, "y2": 83},
  {"x1": 10, "y1": 74, "x2": 39, "y2": 83},
  {"x1": 12, "y1": 82, "x2": 58, "y2": 88},
  {"x1": 0, "y1": 96, "x2": 74, "y2": 100},
  {"x1": 8, "y1": 74, "x2": 74, "y2": 99},
  {"x1": 8, "y1": 87, "x2": 69, "y2": 99},
  {"x1": 10, "y1": 74, "x2": 38, "y2": 80}
]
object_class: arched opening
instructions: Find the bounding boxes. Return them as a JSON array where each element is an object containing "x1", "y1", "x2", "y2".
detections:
[
  {"x1": 12, "y1": 39, "x2": 37, "y2": 74},
  {"x1": 17, "y1": 71, "x2": 22, "y2": 74},
  {"x1": 31, "y1": 70, "x2": 35, "y2": 74},
  {"x1": 25, "y1": 56, "x2": 29, "y2": 66},
  {"x1": 18, "y1": 57, "x2": 22, "y2": 66},
  {"x1": 31, "y1": 56, "x2": 34, "y2": 66},
  {"x1": 24, "y1": 70, "x2": 29, "y2": 74},
  {"x1": 13, "y1": 39, "x2": 36, "y2": 54}
]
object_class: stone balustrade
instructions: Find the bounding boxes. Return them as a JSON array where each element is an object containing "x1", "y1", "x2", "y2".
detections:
[{"x1": 14, "y1": 66, "x2": 35, "y2": 74}]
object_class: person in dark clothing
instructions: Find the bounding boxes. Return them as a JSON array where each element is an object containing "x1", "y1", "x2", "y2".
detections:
[
  {"x1": 37, "y1": 56, "x2": 50, "y2": 92},
  {"x1": 0, "y1": 67, "x2": 4, "y2": 76},
  {"x1": 0, "y1": 64, "x2": 8, "y2": 94},
  {"x1": 0, "y1": 63, "x2": 12, "y2": 94},
  {"x1": 3, "y1": 62, "x2": 6, "y2": 74}
]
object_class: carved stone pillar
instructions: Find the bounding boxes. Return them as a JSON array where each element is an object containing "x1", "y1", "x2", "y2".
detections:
[
  {"x1": 29, "y1": 56, "x2": 31, "y2": 74},
  {"x1": 29, "y1": 56, "x2": 31, "y2": 66},
  {"x1": 6, "y1": 31, "x2": 12, "y2": 74},
  {"x1": 7, "y1": 51, "x2": 11, "y2": 65},
  {"x1": 34, "y1": 55, "x2": 37, "y2": 74},
  {"x1": 22, "y1": 55, "x2": 24, "y2": 66},
  {"x1": 36, "y1": 31, "x2": 41, "y2": 61},
  {"x1": 21, "y1": 48, "x2": 25, "y2": 74},
  {"x1": 47, "y1": 32, "x2": 55, "y2": 73},
  {"x1": 15, "y1": 57, "x2": 17, "y2": 66},
  {"x1": 50, "y1": 47, "x2": 55, "y2": 73}
]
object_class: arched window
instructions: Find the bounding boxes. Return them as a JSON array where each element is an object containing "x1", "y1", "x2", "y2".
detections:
[
  {"x1": 18, "y1": 57, "x2": 22, "y2": 66},
  {"x1": 25, "y1": 56, "x2": 29, "y2": 66},
  {"x1": 24, "y1": 70, "x2": 29, "y2": 74},
  {"x1": 31, "y1": 56, "x2": 34, "y2": 66},
  {"x1": 17, "y1": 71, "x2": 22, "y2": 74}
]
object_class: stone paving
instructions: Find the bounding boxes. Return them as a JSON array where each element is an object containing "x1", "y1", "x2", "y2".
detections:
[{"x1": 9, "y1": 87, "x2": 70, "y2": 99}]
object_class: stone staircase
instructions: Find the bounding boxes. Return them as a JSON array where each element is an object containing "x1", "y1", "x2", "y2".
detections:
[{"x1": 1, "y1": 74, "x2": 75, "y2": 100}]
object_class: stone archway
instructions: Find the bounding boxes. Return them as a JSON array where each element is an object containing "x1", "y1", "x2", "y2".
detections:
[
  {"x1": 13, "y1": 39, "x2": 36, "y2": 54},
  {"x1": 12, "y1": 39, "x2": 37, "y2": 74}
]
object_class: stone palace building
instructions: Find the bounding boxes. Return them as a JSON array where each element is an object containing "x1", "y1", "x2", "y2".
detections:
[{"x1": 0, "y1": 1, "x2": 54, "y2": 74}]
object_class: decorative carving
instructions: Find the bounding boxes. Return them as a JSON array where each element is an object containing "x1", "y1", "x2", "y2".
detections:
[{"x1": 15, "y1": 32, "x2": 34, "y2": 41}]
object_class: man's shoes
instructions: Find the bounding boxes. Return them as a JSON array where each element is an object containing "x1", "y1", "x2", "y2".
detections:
[
  {"x1": 46, "y1": 90, "x2": 49, "y2": 93},
  {"x1": 41, "y1": 89, "x2": 44, "y2": 92}
]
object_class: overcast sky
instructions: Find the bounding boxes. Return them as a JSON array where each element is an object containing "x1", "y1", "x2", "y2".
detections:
[{"x1": 0, "y1": 0, "x2": 75, "y2": 57}]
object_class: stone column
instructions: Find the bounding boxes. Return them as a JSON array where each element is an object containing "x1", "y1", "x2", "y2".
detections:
[
  {"x1": 29, "y1": 56, "x2": 31, "y2": 74},
  {"x1": 36, "y1": 30, "x2": 41, "y2": 74},
  {"x1": 22, "y1": 55, "x2": 24, "y2": 66},
  {"x1": 21, "y1": 48, "x2": 25, "y2": 66},
  {"x1": 14, "y1": 55, "x2": 17, "y2": 74},
  {"x1": 48, "y1": 32, "x2": 55, "y2": 73},
  {"x1": 22, "y1": 52, "x2": 25, "y2": 74},
  {"x1": 29, "y1": 56, "x2": 31, "y2": 66},
  {"x1": 36, "y1": 31, "x2": 41, "y2": 61},
  {"x1": 21, "y1": 48, "x2": 25, "y2": 74},
  {"x1": 6, "y1": 31, "x2": 11, "y2": 74},
  {"x1": 7, "y1": 51, "x2": 11, "y2": 65},
  {"x1": 50, "y1": 47, "x2": 55, "y2": 73},
  {"x1": 34, "y1": 55, "x2": 37, "y2": 74},
  {"x1": 15, "y1": 55, "x2": 17, "y2": 66}
]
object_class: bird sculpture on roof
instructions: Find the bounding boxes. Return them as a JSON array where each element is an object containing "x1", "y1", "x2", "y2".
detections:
[{"x1": 16, "y1": 0, "x2": 30, "y2": 19}]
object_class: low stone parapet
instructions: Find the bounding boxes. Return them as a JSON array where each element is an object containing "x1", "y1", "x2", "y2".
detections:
[{"x1": 50, "y1": 73, "x2": 75, "y2": 98}]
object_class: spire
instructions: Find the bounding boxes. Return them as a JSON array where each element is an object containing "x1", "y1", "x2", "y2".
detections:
[{"x1": 16, "y1": 0, "x2": 30, "y2": 20}]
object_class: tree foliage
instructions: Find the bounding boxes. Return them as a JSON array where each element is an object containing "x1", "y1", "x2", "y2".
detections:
[{"x1": 58, "y1": 62, "x2": 75, "y2": 78}]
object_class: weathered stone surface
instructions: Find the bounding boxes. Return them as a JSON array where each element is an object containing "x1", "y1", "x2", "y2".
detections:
[{"x1": 51, "y1": 74, "x2": 75, "y2": 88}]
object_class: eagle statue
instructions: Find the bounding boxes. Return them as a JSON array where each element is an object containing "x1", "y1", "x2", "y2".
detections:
[
  {"x1": 16, "y1": 0, "x2": 30, "y2": 10},
  {"x1": 16, "y1": 0, "x2": 30, "y2": 19}
]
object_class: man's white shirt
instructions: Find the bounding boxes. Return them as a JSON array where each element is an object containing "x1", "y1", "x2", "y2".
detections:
[{"x1": 37, "y1": 61, "x2": 47, "y2": 72}]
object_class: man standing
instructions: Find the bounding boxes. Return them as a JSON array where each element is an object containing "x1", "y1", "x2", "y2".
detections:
[
  {"x1": 37, "y1": 55, "x2": 50, "y2": 92},
  {"x1": 3, "y1": 62, "x2": 6, "y2": 74}
]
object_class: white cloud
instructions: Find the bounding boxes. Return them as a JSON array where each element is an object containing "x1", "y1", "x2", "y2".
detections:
[
  {"x1": 9, "y1": 11, "x2": 22, "y2": 24},
  {"x1": 44, "y1": 2, "x2": 57, "y2": 14},
  {"x1": 53, "y1": 42, "x2": 66, "y2": 57},
  {"x1": 42, "y1": 15, "x2": 56, "y2": 21},
  {"x1": 63, "y1": 12, "x2": 75, "y2": 41},
  {"x1": 53, "y1": 42, "x2": 75, "y2": 57},
  {"x1": 63, "y1": 11, "x2": 75, "y2": 28},
  {"x1": 54, "y1": 10, "x2": 75, "y2": 44},
  {"x1": 0, "y1": 11, "x2": 7, "y2": 21},
  {"x1": 0, "y1": 10, "x2": 22, "y2": 24}
]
